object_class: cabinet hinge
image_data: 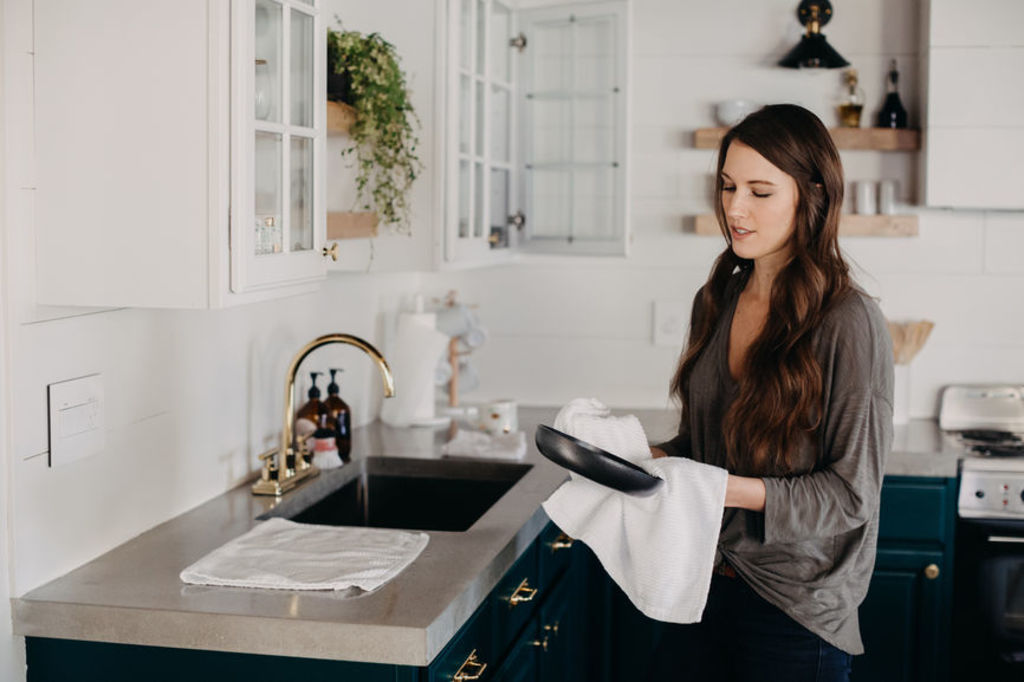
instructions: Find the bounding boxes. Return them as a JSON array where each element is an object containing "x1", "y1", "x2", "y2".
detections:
[
  {"x1": 507, "y1": 211, "x2": 526, "y2": 231},
  {"x1": 509, "y1": 32, "x2": 527, "y2": 52}
]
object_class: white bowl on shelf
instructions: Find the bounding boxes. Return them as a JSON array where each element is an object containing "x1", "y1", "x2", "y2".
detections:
[{"x1": 715, "y1": 99, "x2": 759, "y2": 127}]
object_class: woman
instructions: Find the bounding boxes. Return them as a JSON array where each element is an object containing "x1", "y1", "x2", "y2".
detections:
[{"x1": 651, "y1": 104, "x2": 894, "y2": 681}]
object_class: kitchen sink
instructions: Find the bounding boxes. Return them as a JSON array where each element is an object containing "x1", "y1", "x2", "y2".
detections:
[{"x1": 257, "y1": 456, "x2": 532, "y2": 532}]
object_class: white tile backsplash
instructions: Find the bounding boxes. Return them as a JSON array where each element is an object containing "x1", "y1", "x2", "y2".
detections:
[{"x1": 984, "y1": 212, "x2": 1024, "y2": 274}]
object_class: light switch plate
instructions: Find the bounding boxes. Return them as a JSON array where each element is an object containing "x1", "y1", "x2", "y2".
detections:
[
  {"x1": 652, "y1": 299, "x2": 688, "y2": 348},
  {"x1": 48, "y1": 374, "x2": 104, "y2": 467}
]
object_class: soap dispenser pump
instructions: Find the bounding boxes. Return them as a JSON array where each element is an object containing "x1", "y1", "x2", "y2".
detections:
[{"x1": 324, "y1": 368, "x2": 352, "y2": 459}]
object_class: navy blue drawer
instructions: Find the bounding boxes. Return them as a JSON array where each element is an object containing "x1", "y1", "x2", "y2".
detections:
[
  {"x1": 491, "y1": 541, "x2": 540, "y2": 663},
  {"x1": 878, "y1": 478, "x2": 950, "y2": 545},
  {"x1": 429, "y1": 598, "x2": 494, "y2": 682}
]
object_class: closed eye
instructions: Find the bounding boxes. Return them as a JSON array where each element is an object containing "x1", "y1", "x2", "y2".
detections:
[{"x1": 752, "y1": 191, "x2": 773, "y2": 198}]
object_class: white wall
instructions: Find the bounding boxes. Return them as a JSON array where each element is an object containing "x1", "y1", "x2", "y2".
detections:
[
  {"x1": 432, "y1": 0, "x2": 1024, "y2": 418},
  {"x1": 0, "y1": 1, "x2": 436, "y2": 679}
]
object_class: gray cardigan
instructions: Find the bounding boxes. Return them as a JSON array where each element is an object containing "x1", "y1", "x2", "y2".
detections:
[{"x1": 657, "y1": 277, "x2": 894, "y2": 655}]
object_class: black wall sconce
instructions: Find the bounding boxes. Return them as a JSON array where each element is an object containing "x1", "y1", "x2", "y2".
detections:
[{"x1": 779, "y1": 0, "x2": 850, "y2": 68}]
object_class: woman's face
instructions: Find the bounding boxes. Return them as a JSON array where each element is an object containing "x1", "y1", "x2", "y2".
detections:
[{"x1": 720, "y1": 141, "x2": 800, "y2": 267}]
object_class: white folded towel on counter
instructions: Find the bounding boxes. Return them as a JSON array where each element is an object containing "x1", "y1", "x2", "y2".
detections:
[
  {"x1": 440, "y1": 429, "x2": 527, "y2": 460},
  {"x1": 179, "y1": 518, "x2": 428, "y2": 592},
  {"x1": 543, "y1": 398, "x2": 728, "y2": 623}
]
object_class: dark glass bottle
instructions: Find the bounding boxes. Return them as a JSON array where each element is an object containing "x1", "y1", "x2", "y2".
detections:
[
  {"x1": 877, "y1": 59, "x2": 908, "y2": 129},
  {"x1": 324, "y1": 368, "x2": 352, "y2": 460}
]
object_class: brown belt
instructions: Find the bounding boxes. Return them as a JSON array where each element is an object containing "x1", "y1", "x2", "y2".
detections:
[{"x1": 713, "y1": 561, "x2": 738, "y2": 579}]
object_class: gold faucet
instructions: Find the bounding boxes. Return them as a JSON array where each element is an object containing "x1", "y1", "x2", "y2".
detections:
[{"x1": 252, "y1": 333, "x2": 395, "y2": 496}]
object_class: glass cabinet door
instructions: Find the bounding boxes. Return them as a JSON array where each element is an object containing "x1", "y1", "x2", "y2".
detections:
[{"x1": 232, "y1": 0, "x2": 325, "y2": 293}]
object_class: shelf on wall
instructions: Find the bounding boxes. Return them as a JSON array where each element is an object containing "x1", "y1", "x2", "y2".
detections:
[
  {"x1": 693, "y1": 213, "x2": 919, "y2": 237},
  {"x1": 693, "y1": 127, "x2": 921, "y2": 151},
  {"x1": 327, "y1": 211, "x2": 378, "y2": 240},
  {"x1": 327, "y1": 101, "x2": 356, "y2": 136}
]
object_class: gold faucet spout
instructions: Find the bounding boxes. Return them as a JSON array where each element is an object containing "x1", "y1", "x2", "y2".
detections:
[{"x1": 252, "y1": 333, "x2": 394, "y2": 496}]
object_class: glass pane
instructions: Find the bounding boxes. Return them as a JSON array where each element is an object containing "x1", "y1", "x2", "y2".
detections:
[
  {"x1": 459, "y1": 75, "x2": 472, "y2": 154},
  {"x1": 529, "y1": 99, "x2": 571, "y2": 164},
  {"x1": 290, "y1": 9, "x2": 313, "y2": 127},
  {"x1": 573, "y1": 168, "x2": 614, "y2": 239},
  {"x1": 475, "y1": 0, "x2": 486, "y2": 76},
  {"x1": 459, "y1": 0, "x2": 472, "y2": 71},
  {"x1": 490, "y1": 168, "x2": 509, "y2": 248},
  {"x1": 532, "y1": 21, "x2": 571, "y2": 93},
  {"x1": 290, "y1": 136, "x2": 313, "y2": 252},
  {"x1": 530, "y1": 169, "x2": 571, "y2": 238},
  {"x1": 458, "y1": 160, "x2": 471, "y2": 238},
  {"x1": 474, "y1": 163, "x2": 485, "y2": 238},
  {"x1": 254, "y1": 0, "x2": 282, "y2": 122},
  {"x1": 475, "y1": 80, "x2": 485, "y2": 157},
  {"x1": 572, "y1": 97, "x2": 614, "y2": 163},
  {"x1": 490, "y1": 86, "x2": 509, "y2": 162},
  {"x1": 574, "y1": 16, "x2": 615, "y2": 91},
  {"x1": 254, "y1": 132, "x2": 283, "y2": 255},
  {"x1": 491, "y1": 2, "x2": 511, "y2": 82}
]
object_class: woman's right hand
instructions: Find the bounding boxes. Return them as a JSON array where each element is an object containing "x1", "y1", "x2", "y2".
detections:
[{"x1": 650, "y1": 446, "x2": 668, "y2": 459}]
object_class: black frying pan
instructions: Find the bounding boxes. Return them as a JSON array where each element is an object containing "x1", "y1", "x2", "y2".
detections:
[{"x1": 534, "y1": 424, "x2": 663, "y2": 496}]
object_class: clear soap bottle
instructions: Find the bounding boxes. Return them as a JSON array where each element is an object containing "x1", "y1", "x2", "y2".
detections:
[{"x1": 837, "y1": 69, "x2": 865, "y2": 128}]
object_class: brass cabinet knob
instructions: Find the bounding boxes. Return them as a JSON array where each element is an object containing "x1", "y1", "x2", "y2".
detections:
[
  {"x1": 453, "y1": 649, "x2": 487, "y2": 681},
  {"x1": 322, "y1": 242, "x2": 339, "y2": 261},
  {"x1": 530, "y1": 637, "x2": 549, "y2": 651},
  {"x1": 924, "y1": 564, "x2": 940, "y2": 580}
]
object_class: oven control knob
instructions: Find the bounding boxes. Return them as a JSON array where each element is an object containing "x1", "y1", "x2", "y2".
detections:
[{"x1": 975, "y1": 490, "x2": 985, "y2": 499}]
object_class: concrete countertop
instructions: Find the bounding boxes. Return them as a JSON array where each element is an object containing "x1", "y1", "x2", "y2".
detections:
[{"x1": 11, "y1": 407, "x2": 956, "y2": 667}]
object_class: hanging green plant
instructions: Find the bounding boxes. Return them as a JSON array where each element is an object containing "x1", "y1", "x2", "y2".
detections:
[{"x1": 327, "y1": 27, "x2": 422, "y2": 235}]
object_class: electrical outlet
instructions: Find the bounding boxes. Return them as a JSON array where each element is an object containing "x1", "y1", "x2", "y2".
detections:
[
  {"x1": 652, "y1": 299, "x2": 688, "y2": 347},
  {"x1": 48, "y1": 374, "x2": 105, "y2": 467}
]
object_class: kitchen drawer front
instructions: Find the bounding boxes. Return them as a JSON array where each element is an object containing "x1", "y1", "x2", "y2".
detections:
[
  {"x1": 491, "y1": 542, "x2": 541, "y2": 662},
  {"x1": 878, "y1": 477, "x2": 951, "y2": 545},
  {"x1": 429, "y1": 599, "x2": 496, "y2": 682},
  {"x1": 538, "y1": 522, "x2": 575, "y2": 588}
]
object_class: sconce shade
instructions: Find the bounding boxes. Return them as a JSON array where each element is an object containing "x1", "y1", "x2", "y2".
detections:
[
  {"x1": 779, "y1": 33, "x2": 850, "y2": 69},
  {"x1": 778, "y1": 0, "x2": 850, "y2": 69}
]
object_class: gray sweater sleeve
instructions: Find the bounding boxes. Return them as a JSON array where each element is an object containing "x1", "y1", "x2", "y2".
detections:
[{"x1": 761, "y1": 294, "x2": 895, "y2": 545}]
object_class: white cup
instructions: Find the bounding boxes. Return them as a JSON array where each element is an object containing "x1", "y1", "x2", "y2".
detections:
[
  {"x1": 854, "y1": 181, "x2": 877, "y2": 215},
  {"x1": 479, "y1": 399, "x2": 518, "y2": 436},
  {"x1": 878, "y1": 179, "x2": 898, "y2": 215}
]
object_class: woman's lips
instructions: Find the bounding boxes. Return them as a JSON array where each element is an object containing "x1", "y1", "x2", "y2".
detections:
[{"x1": 731, "y1": 225, "x2": 753, "y2": 240}]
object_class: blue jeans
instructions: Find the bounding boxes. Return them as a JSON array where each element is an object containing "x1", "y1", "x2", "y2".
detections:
[{"x1": 650, "y1": 573, "x2": 853, "y2": 682}]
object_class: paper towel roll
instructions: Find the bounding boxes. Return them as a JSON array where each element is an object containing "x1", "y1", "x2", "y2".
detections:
[{"x1": 380, "y1": 312, "x2": 450, "y2": 427}]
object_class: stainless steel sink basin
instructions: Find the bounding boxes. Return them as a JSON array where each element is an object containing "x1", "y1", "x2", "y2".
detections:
[{"x1": 257, "y1": 456, "x2": 532, "y2": 532}]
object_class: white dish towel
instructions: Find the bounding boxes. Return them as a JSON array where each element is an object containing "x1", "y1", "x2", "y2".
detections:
[
  {"x1": 180, "y1": 518, "x2": 428, "y2": 592},
  {"x1": 542, "y1": 398, "x2": 729, "y2": 623}
]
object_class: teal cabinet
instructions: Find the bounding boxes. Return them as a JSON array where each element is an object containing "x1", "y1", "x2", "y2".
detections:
[
  {"x1": 853, "y1": 476, "x2": 956, "y2": 682},
  {"x1": 26, "y1": 521, "x2": 587, "y2": 682}
]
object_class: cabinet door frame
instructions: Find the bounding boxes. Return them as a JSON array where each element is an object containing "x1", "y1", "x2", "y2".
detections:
[{"x1": 230, "y1": 0, "x2": 327, "y2": 293}]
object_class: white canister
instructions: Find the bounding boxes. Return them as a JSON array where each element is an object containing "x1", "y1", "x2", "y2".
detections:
[
  {"x1": 855, "y1": 181, "x2": 878, "y2": 215},
  {"x1": 878, "y1": 180, "x2": 898, "y2": 215}
]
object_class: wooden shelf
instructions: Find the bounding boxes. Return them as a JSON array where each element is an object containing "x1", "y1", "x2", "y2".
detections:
[
  {"x1": 327, "y1": 211, "x2": 378, "y2": 240},
  {"x1": 693, "y1": 127, "x2": 920, "y2": 151},
  {"x1": 693, "y1": 213, "x2": 918, "y2": 237},
  {"x1": 327, "y1": 101, "x2": 356, "y2": 136}
]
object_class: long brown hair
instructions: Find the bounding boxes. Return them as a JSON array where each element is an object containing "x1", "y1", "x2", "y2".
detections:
[{"x1": 672, "y1": 104, "x2": 851, "y2": 476}]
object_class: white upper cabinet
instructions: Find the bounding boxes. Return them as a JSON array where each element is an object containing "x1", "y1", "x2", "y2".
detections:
[
  {"x1": 924, "y1": 0, "x2": 1024, "y2": 210},
  {"x1": 33, "y1": 0, "x2": 327, "y2": 308},
  {"x1": 441, "y1": 0, "x2": 629, "y2": 267}
]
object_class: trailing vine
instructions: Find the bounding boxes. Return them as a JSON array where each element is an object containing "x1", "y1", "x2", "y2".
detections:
[{"x1": 327, "y1": 28, "x2": 422, "y2": 235}]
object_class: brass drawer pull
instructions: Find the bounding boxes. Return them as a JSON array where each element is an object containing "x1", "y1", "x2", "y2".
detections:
[
  {"x1": 550, "y1": 533, "x2": 574, "y2": 551},
  {"x1": 508, "y1": 578, "x2": 538, "y2": 606},
  {"x1": 924, "y1": 563, "x2": 940, "y2": 580},
  {"x1": 530, "y1": 636, "x2": 549, "y2": 651},
  {"x1": 453, "y1": 649, "x2": 487, "y2": 681}
]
